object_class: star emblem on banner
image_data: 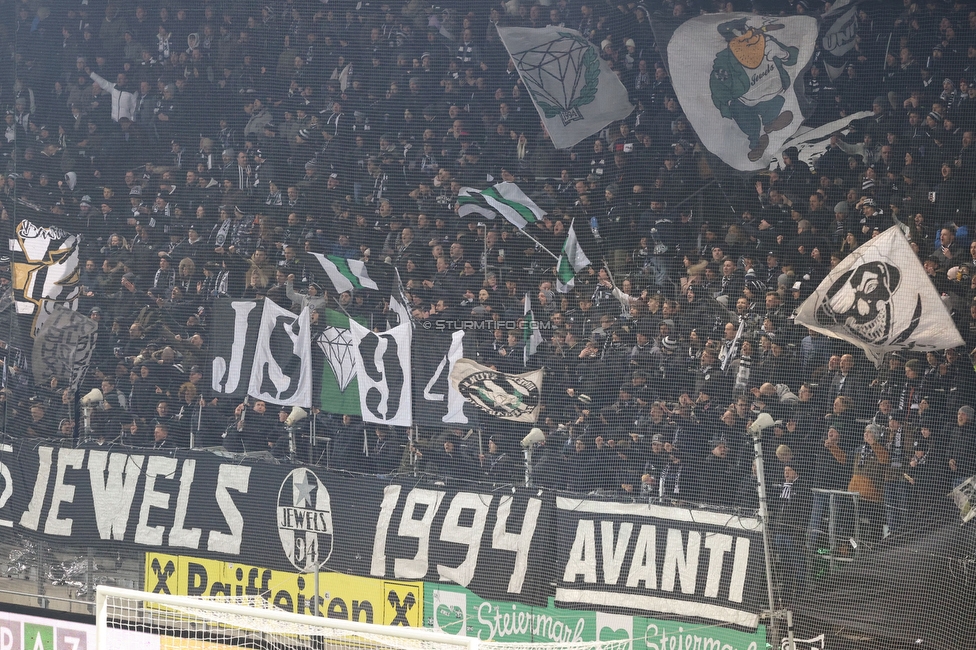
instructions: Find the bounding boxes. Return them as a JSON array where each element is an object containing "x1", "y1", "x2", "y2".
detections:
[{"x1": 294, "y1": 470, "x2": 317, "y2": 507}]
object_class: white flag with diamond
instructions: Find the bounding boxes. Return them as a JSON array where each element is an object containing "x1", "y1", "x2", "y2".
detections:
[{"x1": 496, "y1": 26, "x2": 634, "y2": 150}]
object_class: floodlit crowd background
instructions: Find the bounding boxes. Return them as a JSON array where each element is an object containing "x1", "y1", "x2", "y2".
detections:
[{"x1": 1, "y1": 0, "x2": 976, "y2": 602}]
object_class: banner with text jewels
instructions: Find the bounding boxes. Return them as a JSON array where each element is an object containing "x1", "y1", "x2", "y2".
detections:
[{"x1": 0, "y1": 440, "x2": 765, "y2": 632}]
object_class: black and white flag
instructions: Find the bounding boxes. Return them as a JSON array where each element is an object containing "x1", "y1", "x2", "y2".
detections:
[
  {"x1": 820, "y1": 0, "x2": 859, "y2": 80},
  {"x1": 449, "y1": 358, "x2": 543, "y2": 423},
  {"x1": 211, "y1": 299, "x2": 313, "y2": 406},
  {"x1": 412, "y1": 329, "x2": 477, "y2": 427},
  {"x1": 210, "y1": 299, "x2": 263, "y2": 400},
  {"x1": 9, "y1": 219, "x2": 82, "y2": 336},
  {"x1": 349, "y1": 320, "x2": 412, "y2": 426},
  {"x1": 794, "y1": 227, "x2": 964, "y2": 366},
  {"x1": 32, "y1": 305, "x2": 98, "y2": 391},
  {"x1": 248, "y1": 300, "x2": 313, "y2": 407}
]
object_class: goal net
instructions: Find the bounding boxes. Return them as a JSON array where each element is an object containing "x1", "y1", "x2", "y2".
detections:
[
  {"x1": 95, "y1": 585, "x2": 481, "y2": 650},
  {"x1": 96, "y1": 586, "x2": 637, "y2": 650}
]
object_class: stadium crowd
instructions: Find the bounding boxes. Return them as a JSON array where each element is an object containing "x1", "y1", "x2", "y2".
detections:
[{"x1": 1, "y1": 0, "x2": 976, "y2": 598}]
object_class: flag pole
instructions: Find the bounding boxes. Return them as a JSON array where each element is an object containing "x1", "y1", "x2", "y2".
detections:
[
  {"x1": 331, "y1": 296, "x2": 356, "y2": 321},
  {"x1": 602, "y1": 257, "x2": 622, "y2": 294},
  {"x1": 481, "y1": 222, "x2": 489, "y2": 281},
  {"x1": 882, "y1": 31, "x2": 893, "y2": 83},
  {"x1": 515, "y1": 227, "x2": 560, "y2": 260},
  {"x1": 668, "y1": 178, "x2": 717, "y2": 211}
]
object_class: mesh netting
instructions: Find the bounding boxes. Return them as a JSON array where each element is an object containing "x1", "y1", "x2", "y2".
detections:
[
  {"x1": 2, "y1": 2, "x2": 976, "y2": 649},
  {"x1": 101, "y1": 590, "x2": 475, "y2": 650}
]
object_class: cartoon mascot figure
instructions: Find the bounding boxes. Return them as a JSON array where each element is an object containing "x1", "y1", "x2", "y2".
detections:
[{"x1": 710, "y1": 17, "x2": 799, "y2": 162}]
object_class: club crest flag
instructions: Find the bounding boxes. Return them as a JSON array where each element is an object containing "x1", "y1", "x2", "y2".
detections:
[
  {"x1": 9, "y1": 219, "x2": 82, "y2": 336},
  {"x1": 496, "y1": 26, "x2": 634, "y2": 150},
  {"x1": 450, "y1": 358, "x2": 543, "y2": 423},
  {"x1": 667, "y1": 13, "x2": 817, "y2": 171},
  {"x1": 794, "y1": 227, "x2": 964, "y2": 367}
]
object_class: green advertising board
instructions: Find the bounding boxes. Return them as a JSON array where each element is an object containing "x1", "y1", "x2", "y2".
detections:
[{"x1": 424, "y1": 583, "x2": 767, "y2": 650}]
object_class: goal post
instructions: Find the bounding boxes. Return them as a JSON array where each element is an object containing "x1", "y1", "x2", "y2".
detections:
[
  {"x1": 96, "y1": 586, "x2": 637, "y2": 650},
  {"x1": 95, "y1": 585, "x2": 480, "y2": 650}
]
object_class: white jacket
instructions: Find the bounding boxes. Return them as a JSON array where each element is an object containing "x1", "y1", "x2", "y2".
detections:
[{"x1": 89, "y1": 71, "x2": 138, "y2": 122}]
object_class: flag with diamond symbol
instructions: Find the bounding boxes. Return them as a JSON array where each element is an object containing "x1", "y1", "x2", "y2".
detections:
[
  {"x1": 496, "y1": 26, "x2": 634, "y2": 149},
  {"x1": 318, "y1": 309, "x2": 366, "y2": 415}
]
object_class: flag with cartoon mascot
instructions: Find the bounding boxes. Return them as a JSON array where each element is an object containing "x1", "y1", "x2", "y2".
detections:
[{"x1": 665, "y1": 13, "x2": 817, "y2": 171}]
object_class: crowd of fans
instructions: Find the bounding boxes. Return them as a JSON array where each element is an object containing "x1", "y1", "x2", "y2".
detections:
[{"x1": 1, "y1": 0, "x2": 976, "y2": 599}]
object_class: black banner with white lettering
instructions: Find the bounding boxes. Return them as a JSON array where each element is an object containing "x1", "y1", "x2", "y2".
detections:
[
  {"x1": 209, "y1": 299, "x2": 263, "y2": 401},
  {"x1": 365, "y1": 483, "x2": 553, "y2": 606},
  {"x1": 0, "y1": 440, "x2": 768, "y2": 625},
  {"x1": 0, "y1": 439, "x2": 297, "y2": 570},
  {"x1": 411, "y1": 329, "x2": 480, "y2": 427},
  {"x1": 0, "y1": 439, "x2": 552, "y2": 607},
  {"x1": 554, "y1": 496, "x2": 766, "y2": 628}
]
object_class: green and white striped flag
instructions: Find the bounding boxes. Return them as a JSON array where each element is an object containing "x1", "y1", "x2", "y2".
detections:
[
  {"x1": 311, "y1": 253, "x2": 380, "y2": 294},
  {"x1": 457, "y1": 182, "x2": 546, "y2": 230},
  {"x1": 524, "y1": 292, "x2": 544, "y2": 367},
  {"x1": 555, "y1": 221, "x2": 592, "y2": 293}
]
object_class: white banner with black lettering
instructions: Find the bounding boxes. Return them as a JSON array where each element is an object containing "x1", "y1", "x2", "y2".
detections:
[
  {"x1": 349, "y1": 319, "x2": 412, "y2": 426},
  {"x1": 555, "y1": 497, "x2": 765, "y2": 628},
  {"x1": 248, "y1": 300, "x2": 313, "y2": 407}
]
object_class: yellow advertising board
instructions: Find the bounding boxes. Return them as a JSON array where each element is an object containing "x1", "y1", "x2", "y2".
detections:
[
  {"x1": 145, "y1": 553, "x2": 423, "y2": 628},
  {"x1": 159, "y1": 641, "x2": 241, "y2": 650}
]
